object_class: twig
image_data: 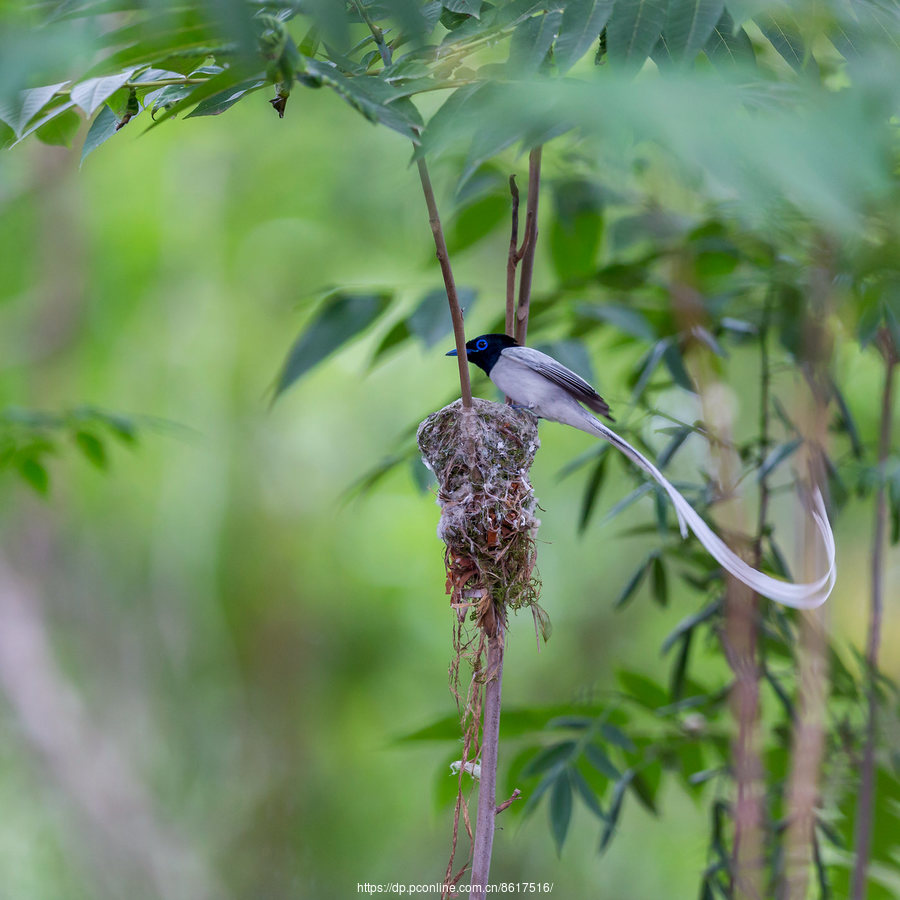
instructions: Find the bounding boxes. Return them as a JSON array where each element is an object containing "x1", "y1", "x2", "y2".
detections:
[
  {"x1": 496, "y1": 788, "x2": 521, "y2": 815},
  {"x1": 352, "y1": 0, "x2": 392, "y2": 65},
  {"x1": 515, "y1": 146, "x2": 542, "y2": 346},
  {"x1": 353, "y1": 0, "x2": 472, "y2": 407},
  {"x1": 506, "y1": 175, "x2": 520, "y2": 338},
  {"x1": 850, "y1": 329, "x2": 897, "y2": 900},
  {"x1": 469, "y1": 628, "x2": 504, "y2": 899},
  {"x1": 417, "y1": 159, "x2": 473, "y2": 407},
  {"x1": 729, "y1": 300, "x2": 771, "y2": 899}
]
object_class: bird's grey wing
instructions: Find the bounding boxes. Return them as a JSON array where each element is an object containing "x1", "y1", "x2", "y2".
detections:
[{"x1": 502, "y1": 346, "x2": 614, "y2": 420}]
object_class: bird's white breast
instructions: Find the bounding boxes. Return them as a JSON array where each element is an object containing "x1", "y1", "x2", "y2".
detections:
[{"x1": 489, "y1": 354, "x2": 584, "y2": 425}]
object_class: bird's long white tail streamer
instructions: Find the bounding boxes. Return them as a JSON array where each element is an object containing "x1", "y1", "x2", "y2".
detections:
[{"x1": 574, "y1": 409, "x2": 836, "y2": 609}]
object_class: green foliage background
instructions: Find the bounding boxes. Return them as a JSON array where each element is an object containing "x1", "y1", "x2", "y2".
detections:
[{"x1": 1, "y1": 1, "x2": 899, "y2": 898}]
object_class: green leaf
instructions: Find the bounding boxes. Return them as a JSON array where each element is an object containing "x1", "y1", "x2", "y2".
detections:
[
  {"x1": 669, "y1": 630, "x2": 692, "y2": 700},
  {"x1": 606, "y1": 0, "x2": 669, "y2": 71},
  {"x1": 447, "y1": 193, "x2": 509, "y2": 253},
  {"x1": 306, "y1": 59, "x2": 424, "y2": 141},
  {"x1": 629, "y1": 763, "x2": 661, "y2": 813},
  {"x1": 662, "y1": 341, "x2": 693, "y2": 390},
  {"x1": 556, "y1": 0, "x2": 615, "y2": 73},
  {"x1": 657, "y1": 424, "x2": 691, "y2": 468},
  {"x1": 599, "y1": 769, "x2": 634, "y2": 853},
  {"x1": 758, "y1": 13, "x2": 809, "y2": 73},
  {"x1": 74, "y1": 431, "x2": 108, "y2": 470},
  {"x1": 275, "y1": 291, "x2": 391, "y2": 397},
  {"x1": 617, "y1": 670, "x2": 668, "y2": 709},
  {"x1": 569, "y1": 763, "x2": 605, "y2": 819},
  {"x1": 576, "y1": 303, "x2": 656, "y2": 341},
  {"x1": 757, "y1": 438, "x2": 802, "y2": 482},
  {"x1": 614, "y1": 557, "x2": 651, "y2": 609},
  {"x1": 18, "y1": 457, "x2": 49, "y2": 495},
  {"x1": 70, "y1": 70, "x2": 135, "y2": 115},
  {"x1": 185, "y1": 78, "x2": 265, "y2": 117},
  {"x1": 80, "y1": 105, "x2": 119, "y2": 166},
  {"x1": 600, "y1": 722, "x2": 635, "y2": 752},
  {"x1": 508, "y1": 9, "x2": 563, "y2": 74},
  {"x1": 661, "y1": 600, "x2": 719, "y2": 654},
  {"x1": 550, "y1": 211, "x2": 603, "y2": 281},
  {"x1": 408, "y1": 287, "x2": 477, "y2": 348},
  {"x1": 0, "y1": 81, "x2": 69, "y2": 136},
  {"x1": 664, "y1": 0, "x2": 724, "y2": 63},
  {"x1": 650, "y1": 553, "x2": 668, "y2": 606},
  {"x1": 522, "y1": 741, "x2": 577, "y2": 777},
  {"x1": 550, "y1": 772, "x2": 573, "y2": 853},
  {"x1": 584, "y1": 742, "x2": 620, "y2": 779},
  {"x1": 35, "y1": 107, "x2": 81, "y2": 147},
  {"x1": 147, "y1": 65, "x2": 262, "y2": 128},
  {"x1": 443, "y1": 0, "x2": 483, "y2": 16},
  {"x1": 578, "y1": 448, "x2": 609, "y2": 532},
  {"x1": 371, "y1": 319, "x2": 413, "y2": 364},
  {"x1": 11, "y1": 99, "x2": 78, "y2": 147}
]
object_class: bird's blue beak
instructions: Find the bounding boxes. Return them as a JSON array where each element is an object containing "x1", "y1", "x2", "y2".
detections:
[{"x1": 446, "y1": 348, "x2": 458, "y2": 357}]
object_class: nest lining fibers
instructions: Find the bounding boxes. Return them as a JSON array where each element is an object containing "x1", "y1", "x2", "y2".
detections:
[{"x1": 417, "y1": 398, "x2": 546, "y2": 639}]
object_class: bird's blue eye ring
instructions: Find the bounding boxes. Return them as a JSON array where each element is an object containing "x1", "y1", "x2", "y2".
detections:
[{"x1": 475, "y1": 338, "x2": 488, "y2": 351}]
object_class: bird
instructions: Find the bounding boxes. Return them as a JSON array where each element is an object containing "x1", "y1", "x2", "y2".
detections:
[{"x1": 447, "y1": 333, "x2": 836, "y2": 609}]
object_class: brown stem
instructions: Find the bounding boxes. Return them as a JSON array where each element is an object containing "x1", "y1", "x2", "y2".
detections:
[
  {"x1": 496, "y1": 788, "x2": 521, "y2": 814},
  {"x1": 417, "y1": 158, "x2": 473, "y2": 407},
  {"x1": 851, "y1": 331, "x2": 897, "y2": 900},
  {"x1": 469, "y1": 628, "x2": 504, "y2": 898},
  {"x1": 506, "y1": 175, "x2": 520, "y2": 338},
  {"x1": 515, "y1": 147, "x2": 542, "y2": 346},
  {"x1": 353, "y1": 0, "x2": 472, "y2": 406},
  {"x1": 729, "y1": 300, "x2": 773, "y2": 899}
]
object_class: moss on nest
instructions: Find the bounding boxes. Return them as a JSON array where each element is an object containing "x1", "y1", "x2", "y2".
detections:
[{"x1": 417, "y1": 398, "x2": 545, "y2": 638}]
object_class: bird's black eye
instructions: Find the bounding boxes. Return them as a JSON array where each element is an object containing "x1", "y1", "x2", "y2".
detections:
[{"x1": 475, "y1": 338, "x2": 488, "y2": 351}]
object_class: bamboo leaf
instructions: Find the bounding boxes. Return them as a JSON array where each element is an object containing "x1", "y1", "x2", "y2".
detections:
[
  {"x1": 522, "y1": 741, "x2": 577, "y2": 777},
  {"x1": 569, "y1": 764, "x2": 606, "y2": 819},
  {"x1": 578, "y1": 449, "x2": 610, "y2": 532},
  {"x1": 550, "y1": 772, "x2": 573, "y2": 853},
  {"x1": 585, "y1": 742, "x2": 620, "y2": 779},
  {"x1": 757, "y1": 438, "x2": 802, "y2": 482},
  {"x1": 599, "y1": 769, "x2": 634, "y2": 853},
  {"x1": 600, "y1": 722, "x2": 636, "y2": 752},
  {"x1": 614, "y1": 554, "x2": 652, "y2": 609}
]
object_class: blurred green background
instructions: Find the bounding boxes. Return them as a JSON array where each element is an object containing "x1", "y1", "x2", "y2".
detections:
[{"x1": 0, "y1": 51, "x2": 891, "y2": 900}]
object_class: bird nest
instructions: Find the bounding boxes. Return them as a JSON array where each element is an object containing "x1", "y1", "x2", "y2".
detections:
[{"x1": 417, "y1": 398, "x2": 546, "y2": 640}]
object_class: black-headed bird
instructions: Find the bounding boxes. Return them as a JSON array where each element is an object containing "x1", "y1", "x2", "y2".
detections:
[{"x1": 448, "y1": 333, "x2": 836, "y2": 609}]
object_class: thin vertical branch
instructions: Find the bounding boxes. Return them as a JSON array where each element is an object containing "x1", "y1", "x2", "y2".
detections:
[
  {"x1": 851, "y1": 329, "x2": 897, "y2": 900},
  {"x1": 417, "y1": 158, "x2": 473, "y2": 407},
  {"x1": 353, "y1": 0, "x2": 472, "y2": 407},
  {"x1": 506, "y1": 175, "x2": 520, "y2": 338},
  {"x1": 515, "y1": 147, "x2": 542, "y2": 346},
  {"x1": 783, "y1": 245, "x2": 833, "y2": 900},
  {"x1": 673, "y1": 270, "x2": 765, "y2": 899},
  {"x1": 729, "y1": 301, "x2": 773, "y2": 900},
  {"x1": 469, "y1": 628, "x2": 504, "y2": 899}
]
